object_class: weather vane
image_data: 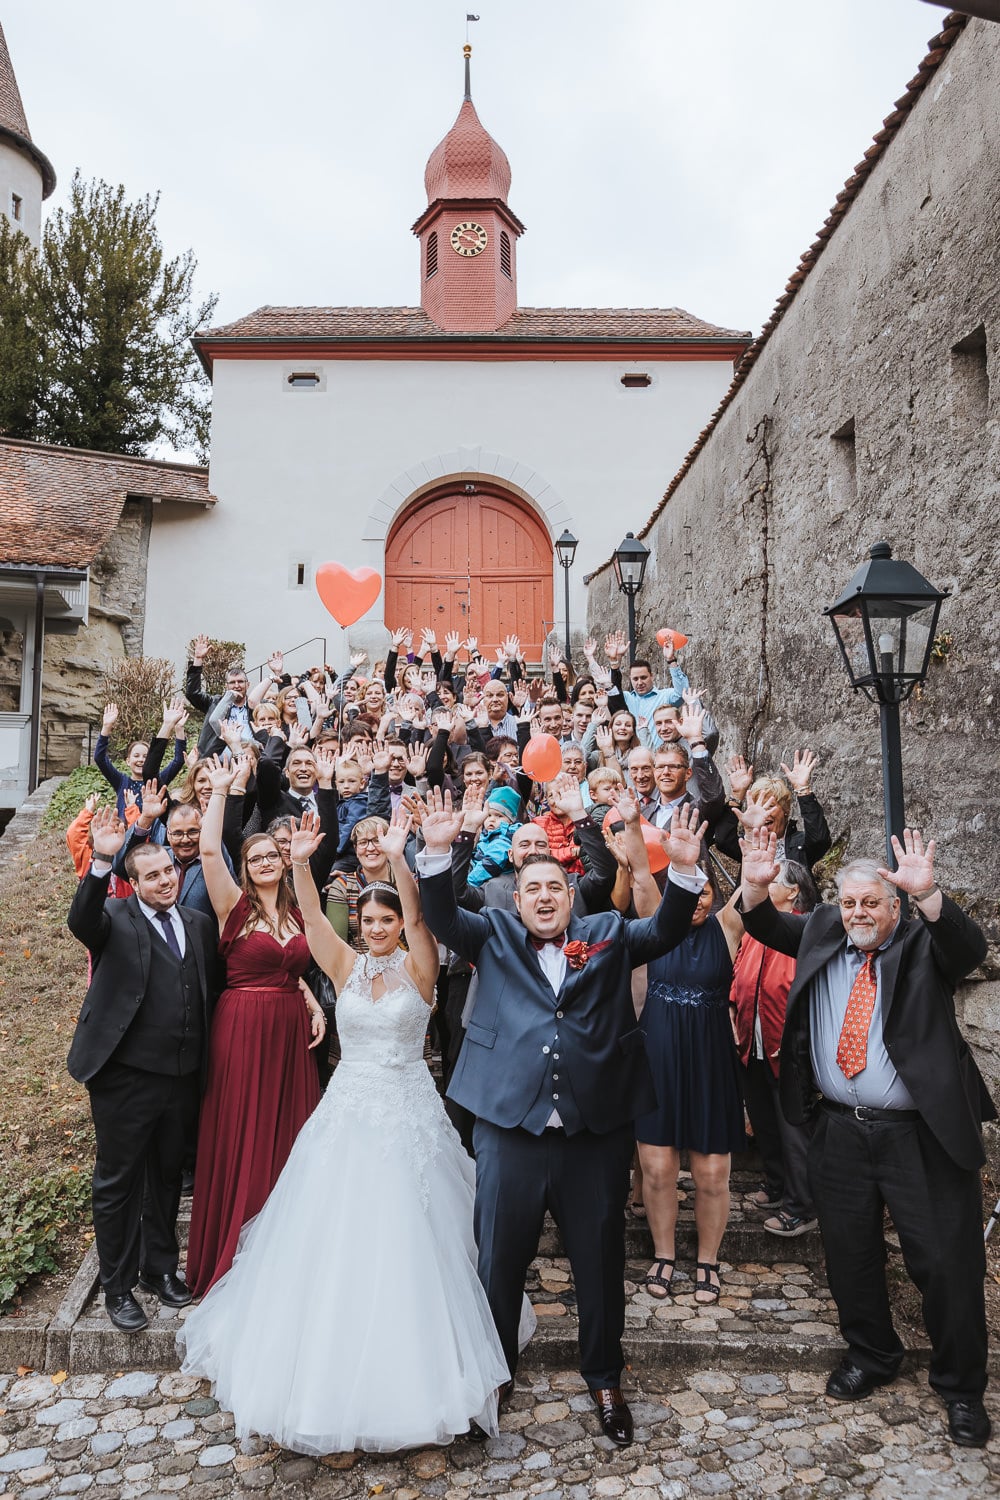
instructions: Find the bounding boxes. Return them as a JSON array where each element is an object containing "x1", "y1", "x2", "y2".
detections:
[{"x1": 466, "y1": 13, "x2": 480, "y2": 44}]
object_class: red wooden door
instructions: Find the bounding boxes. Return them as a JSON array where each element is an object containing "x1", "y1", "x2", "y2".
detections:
[{"x1": 385, "y1": 487, "x2": 553, "y2": 660}]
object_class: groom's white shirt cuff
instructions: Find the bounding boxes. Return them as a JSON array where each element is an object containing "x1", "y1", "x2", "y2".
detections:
[{"x1": 416, "y1": 849, "x2": 454, "y2": 877}]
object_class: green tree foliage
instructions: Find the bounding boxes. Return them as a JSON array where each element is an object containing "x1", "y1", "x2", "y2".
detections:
[{"x1": 0, "y1": 172, "x2": 217, "y2": 457}]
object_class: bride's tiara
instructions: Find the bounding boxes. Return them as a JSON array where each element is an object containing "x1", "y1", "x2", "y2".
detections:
[{"x1": 363, "y1": 880, "x2": 398, "y2": 896}]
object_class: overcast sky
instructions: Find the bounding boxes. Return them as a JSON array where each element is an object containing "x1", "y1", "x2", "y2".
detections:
[{"x1": 5, "y1": 0, "x2": 941, "y2": 339}]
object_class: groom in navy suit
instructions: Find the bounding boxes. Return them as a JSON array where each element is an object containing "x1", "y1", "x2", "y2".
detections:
[{"x1": 418, "y1": 792, "x2": 707, "y2": 1445}]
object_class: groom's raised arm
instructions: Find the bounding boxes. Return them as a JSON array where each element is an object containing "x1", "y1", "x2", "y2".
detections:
[
  {"x1": 624, "y1": 802, "x2": 707, "y2": 965},
  {"x1": 416, "y1": 791, "x2": 492, "y2": 963}
]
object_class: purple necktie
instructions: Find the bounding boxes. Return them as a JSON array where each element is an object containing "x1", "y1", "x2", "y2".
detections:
[{"x1": 155, "y1": 910, "x2": 182, "y2": 959}]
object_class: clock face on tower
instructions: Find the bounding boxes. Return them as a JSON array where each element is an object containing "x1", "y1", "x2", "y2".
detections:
[{"x1": 450, "y1": 221, "x2": 489, "y2": 257}]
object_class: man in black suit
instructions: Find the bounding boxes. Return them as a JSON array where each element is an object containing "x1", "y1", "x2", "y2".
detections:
[
  {"x1": 418, "y1": 792, "x2": 706, "y2": 1446},
  {"x1": 68, "y1": 807, "x2": 219, "y2": 1333},
  {"x1": 740, "y1": 825, "x2": 993, "y2": 1449}
]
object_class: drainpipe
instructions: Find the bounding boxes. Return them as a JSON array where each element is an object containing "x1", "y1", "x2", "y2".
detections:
[{"x1": 27, "y1": 571, "x2": 45, "y2": 794}]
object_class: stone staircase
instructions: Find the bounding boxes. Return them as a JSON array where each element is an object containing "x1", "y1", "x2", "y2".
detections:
[{"x1": 9, "y1": 1163, "x2": 959, "y2": 1382}]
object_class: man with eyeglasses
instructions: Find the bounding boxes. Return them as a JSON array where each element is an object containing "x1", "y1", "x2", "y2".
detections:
[
  {"x1": 113, "y1": 784, "x2": 233, "y2": 918},
  {"x1": 739, "y1": 826, "x2": 993, "y2": 1450}
]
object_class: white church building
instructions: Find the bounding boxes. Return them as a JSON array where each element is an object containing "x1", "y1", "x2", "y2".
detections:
[{"x1": 144, "y1": 46, "x2": 750, "y2": 672}]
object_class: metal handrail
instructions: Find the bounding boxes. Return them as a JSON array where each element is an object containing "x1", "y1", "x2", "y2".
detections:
[{"x1": 245, "y1": 637, "x2": 328, "y2": 682}]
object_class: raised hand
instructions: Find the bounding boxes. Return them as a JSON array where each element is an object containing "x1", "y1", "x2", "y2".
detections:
[
  {"x1": 444, "y1": 630, "x2": 462, "y2": 658},
  {"x1": 400, "y1": 793, "x2": 428, "y2": 827},
  {"x1": 184, "y1": 746, "x2": 200, "y2": 769},
  {"x1": 314, "y1": 746, "x2": 336, "y2": 788},
  {"x1": 287, "y1": 723, "x2": 309, "y2": 751},
  {"x1": 660, "y1": 802, "x2": 708, "y2": 875},
  {"x1": 420, "y1": 628, "x2": 437, "y2": 652},
  {"x1": 390, "y1": 626, "x2": 409, "y2": 650},
  {"x1": 460, "y1": 785, "x2": 488, "y2": 834},
  {"x1": 267, "y1": 649, "x2": 284, "y2": 676},
  {"x1": 349, "y1": 648, "x2": 368, "y2": 669},
  {"x1": 421, "y1": 787, "x2": 465, "y2": 854},
  {"x1": 464, "y1": 635, "x2": 479, "y2": 657},
  {"x1": 595, "y1": 723, "x2": 613, "y2": 755},
  {"x1": 101, "y1": 702, "x2": 119, "y2": 735},
  {"x1": 879, "y1": 828, "x2": 936, "y2": 896},
  {"x1": 583, "y1": 637, "x2": 598, "y2": 660},
  {"x1": 511, "y1": 683, "x2": 528, "y2": 711},
  {"x1": 191, "y1": 634, "x2": 210, "y2": 665},
  {"x1": 90, "y1": 805, "x2": 128, "y2": 858},
  {"x1": 735, "y1": 785, "x2": 778, "y2": 833},
  {"x1": 161, "y1": 695, "x2": 187, "y2": 736},
  {"x1": 138, "y1": 779, "x2": 169, "y2": 827},
  {"x1": 518, "y1": 699, "x2": 535, "y2": 725},
  {"x1": 604, "y1": 631, "x2": 626, "y2": 665},
  {"x1": 682, "y1": 686, "x2": 703, "y2": 710},
  {"x1": 219, "y1": 719, "x2": 244, "y2": 751},
  {"x1": 407, "y1": 741, "x2": 429, "y2": 778},
  {"x1": 548, "y1": 643, "x2": 564, "y2": 671},
  {"x1": 780, "y1": 748, "x2": 818, "y2": 796},
  {"x1": 84, "y1": 792, "x2": 102, "y2": 814},
  {"x1": 739, "y1": 825, "x2": 780, "y2": 895},
  {"x1": 123, "y1": 789, "x2": 138, "y2": 809},
  {"x1": 289, "y1": 810, "x2": 325, "y2": 863},
  {"x1": 433, "y1": 709, "x2": 455, "y2": 736},
  {"x1": 603, "y1": 825, "x2": 630, "y2": 870},
  {"x1": 204, "y1": 754, "x2": 237, "y2": 794},
  {"x1": 371, "y1": 739, "x2": 391, "y2": 777},
  {"x1": 548, "y1": 771, "x2": 585, "y2": 819},
  {"x1": 661, "y1": 636, "x2": 677, "y2": 664},
  {"x1": 377, "y1": 808, "x2": 413, "y2": 864},
  {"x1": 726, "y1": 755, "x2": 754, "y2": 804},
  {"x1": 678, "y1": 703, "x2": 705, "y2": 745},
  {"x1": 230, "y1": 752, "x2": 253, "y2": 794},
  {"x1": 503, "y1": 634, "x2": 521, "y2": 663},
  {"x1": 617, "y1": 788, "x2": 640, "y2": 825}
]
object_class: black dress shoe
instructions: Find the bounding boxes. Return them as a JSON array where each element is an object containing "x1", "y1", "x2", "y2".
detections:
[
  {"x1": 105, "y1": 1292, "x2": 148, "y2": 1332},
  {"x1": 137, "y1": 1271, "x2": 193, "y2": 1307},
  {"x1": 825, "y1": 1359, "x2": 896, "y2": 1401},
  {"x1": 592, "y1": 1387, "x2": 634, "y2": 1446},
  {"x1": 946, "y1": 1398, "x2": 991, "y2": 1448}
]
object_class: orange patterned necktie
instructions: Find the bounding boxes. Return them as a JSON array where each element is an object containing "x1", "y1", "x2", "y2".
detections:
[{"x1": 836, "y1": 956, "x2": 878, "y2": 1079}]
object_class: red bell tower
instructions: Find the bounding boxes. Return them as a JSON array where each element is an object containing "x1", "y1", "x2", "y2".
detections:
[{"x1": 412, "y1": 45, "x2": 524, "y2": 332}]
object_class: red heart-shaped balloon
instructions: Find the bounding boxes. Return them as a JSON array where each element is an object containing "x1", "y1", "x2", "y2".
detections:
[{"x1": 315, "y1": 563, "x2": 382, "y2": 627}]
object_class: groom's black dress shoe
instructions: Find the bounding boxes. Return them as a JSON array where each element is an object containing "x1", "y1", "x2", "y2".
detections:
[
  {"x1": 138, "y1": 1271, "x2": 193, "y2": 1307},
  {"x1": 592, "y1": 1387, "x2": 633, "y2": 1446},
  {"x1": 946, "y1": 1399, "x2": 991, "y2": 1448},
  {"x1": 105, "y1": 1292, "x2": 148, "y2": 1332},
  {"x1": 825, "y1": 1359, "x2": 896, "y2": 1401}
]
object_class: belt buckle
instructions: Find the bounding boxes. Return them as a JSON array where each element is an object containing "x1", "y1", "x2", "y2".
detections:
[{"x1": 853, "y1": 1104, "x2": 870, "y2": 1122}]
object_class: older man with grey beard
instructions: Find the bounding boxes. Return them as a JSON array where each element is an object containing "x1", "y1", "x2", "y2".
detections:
[{"x1": 739, "y1": 826, "x2": 992, "y2": 1450}]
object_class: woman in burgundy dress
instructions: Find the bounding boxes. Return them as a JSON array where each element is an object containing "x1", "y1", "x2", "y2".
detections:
[{"x1": 185, "y1": 754, "x2": 326, "y2": 1297}]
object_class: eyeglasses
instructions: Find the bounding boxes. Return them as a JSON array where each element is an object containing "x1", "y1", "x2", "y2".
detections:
[
  {"x1": 246, "y1": 851, "x2": 282, "y2": 867},
  {"x1": 354, "y1": 836, "x2": 382, "y2": 848},
  {"x1": 657, "y1": 762, "x2": 688, "y2": 773},
  {"x1": 168, "y1": 830, "x2": 200, "y2": 843}
]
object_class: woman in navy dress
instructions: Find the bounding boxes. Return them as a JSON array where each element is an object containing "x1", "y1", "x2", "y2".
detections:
[{"x1": 635, "y1": 871, "x2": 744, "y2": 1305}]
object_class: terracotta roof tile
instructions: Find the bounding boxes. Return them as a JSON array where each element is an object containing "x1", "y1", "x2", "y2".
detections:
[
  {"x1": 199, "y1": 304, "x2": 750, "y2": 344},
  {"x1": 0, "y1": 438, "x2": 214, "y2": 570},
  {"x1": 0, "y1": 22, "x2": 30, "y2": 139},
  {"x1": 586, "y1": 11, "x2": 969, "y2": 581},
  {"x1": 424, "y1": 98, "x2": 512, "y2": 203}
]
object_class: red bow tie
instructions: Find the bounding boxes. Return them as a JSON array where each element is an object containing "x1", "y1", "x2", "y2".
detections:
[{"x1": 529, "y1": 935, "x2": 565, "y2": 951}]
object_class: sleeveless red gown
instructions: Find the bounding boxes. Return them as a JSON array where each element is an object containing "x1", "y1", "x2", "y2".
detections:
[{"x1": 186, "y1": 896, "x2": 320, "y2": 1296}]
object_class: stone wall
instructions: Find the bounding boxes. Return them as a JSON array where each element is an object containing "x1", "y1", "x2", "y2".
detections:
[
  {"x1": 39, "y1": 499, "x2": 154, "y2": 776},
  {"x1": 586, "y1": 19, "x2": 1000, "y2": 1113}
]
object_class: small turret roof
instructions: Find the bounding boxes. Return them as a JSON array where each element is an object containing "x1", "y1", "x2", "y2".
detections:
[
  {"x1": 424, "y1": 50, "x2": 512, "y2": 203},
  {"x1": 0, "y1": 21, "x2": 56, "y2": 198}
]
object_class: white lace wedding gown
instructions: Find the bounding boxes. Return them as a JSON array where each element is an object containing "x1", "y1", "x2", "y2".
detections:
[{"x1": 178, "y1": 948, "x2": 531, "y2": 1454}]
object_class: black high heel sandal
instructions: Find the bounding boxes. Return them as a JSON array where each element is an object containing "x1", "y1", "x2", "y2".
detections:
[{"x1": 694, "y1": 1260, "x2": 721, "y2": 1305}]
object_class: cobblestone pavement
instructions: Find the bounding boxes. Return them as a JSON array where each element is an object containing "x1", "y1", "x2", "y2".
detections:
[{"x1": 0, "y1": 1364, "x2": 996, "y2": 1499}]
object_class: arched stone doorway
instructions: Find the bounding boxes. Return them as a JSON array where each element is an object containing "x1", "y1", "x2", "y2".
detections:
[{"x1": 384, "y1": 483, "x2": 553, "y2": 660}]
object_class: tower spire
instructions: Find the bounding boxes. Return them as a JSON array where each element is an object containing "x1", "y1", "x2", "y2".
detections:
[
  {"x1": 0, "y1": 20, "x2": 56, "y2": 246},
  {"x1": 463, "y1": 43, "x2": 472, "y2": 103}
]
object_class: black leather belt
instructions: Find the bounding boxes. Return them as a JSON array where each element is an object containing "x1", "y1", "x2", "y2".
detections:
[{"x1": 821, "y1": 1099, "x2": 921, "y2": 1123}]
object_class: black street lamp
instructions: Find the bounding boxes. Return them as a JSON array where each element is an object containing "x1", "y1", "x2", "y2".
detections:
[
  {"x1": 555, "y1": 528, "x2": 578, "y2": 662},
  {"x1": 612, "y1": 531, "x2": 650, "y2": 665},
  {"x1": 825, "y1": 541, "x2": 947, "y2": 907}
]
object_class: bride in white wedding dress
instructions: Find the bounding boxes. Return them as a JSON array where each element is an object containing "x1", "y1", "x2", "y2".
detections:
[{"x1": 178, "y1": 809, "x2": 532, "y2": 1454}]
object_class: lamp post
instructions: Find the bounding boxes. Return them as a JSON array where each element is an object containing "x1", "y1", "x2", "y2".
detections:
[
  {"x1": 555, "y1": 528, "x2": 578, "y2": 662},
  {"x1": 612, "y1": 531, "x2": 650, "y2": 665},
  {"x1": 825, "y1": 541, "x2": 947, "y2": 912}
]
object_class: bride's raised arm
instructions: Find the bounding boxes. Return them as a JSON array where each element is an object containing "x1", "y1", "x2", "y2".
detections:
[
  {"x1": 290, "y1": 812, "x2": 356, "y2": 991},
  {"x1": 377, "y1": 811, "x2": 440, "y2": 1005}
]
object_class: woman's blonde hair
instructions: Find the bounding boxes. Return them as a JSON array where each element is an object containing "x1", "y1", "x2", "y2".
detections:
[{"x1": 749, "y1": 776, "x2": 793, "y2": 816}]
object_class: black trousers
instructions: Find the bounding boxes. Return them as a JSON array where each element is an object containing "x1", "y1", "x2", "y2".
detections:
[
  {"x1": 87, "y1": 1060, "x2": 200, "y2": 1296},
  {"x1": 809, "y1": 1107, "x2": 987, "y2": 1402},
  {"x1": 743, "y1": 1056, "x2": 813, "y2": 1218},
  {"x1": 473, "y1": 1119, "x2": 634, "y2": 1390}
]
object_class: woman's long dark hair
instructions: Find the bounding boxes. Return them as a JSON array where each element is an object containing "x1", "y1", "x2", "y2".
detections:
[{"x1": 239, "y1": 833, "x2": 300, "y2": 938}]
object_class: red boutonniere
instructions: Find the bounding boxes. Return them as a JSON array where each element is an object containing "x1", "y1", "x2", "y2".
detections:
[{"x1": 562, "y1": 938, "x2": 612, "y2": 970}]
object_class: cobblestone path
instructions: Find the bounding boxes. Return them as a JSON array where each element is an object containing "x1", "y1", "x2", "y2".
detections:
[{"x1": 1, "y1": 1364, "x2": 996, "y2": 1499}]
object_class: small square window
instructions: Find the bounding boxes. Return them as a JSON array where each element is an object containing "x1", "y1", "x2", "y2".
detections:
[{"x1": 10, "y1": 193, "x2": 23, "y2": 222}]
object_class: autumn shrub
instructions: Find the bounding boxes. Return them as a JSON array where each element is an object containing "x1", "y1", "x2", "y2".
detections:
[{"x1": 98, "y1": 656, "x2": 177, "y2": 747}]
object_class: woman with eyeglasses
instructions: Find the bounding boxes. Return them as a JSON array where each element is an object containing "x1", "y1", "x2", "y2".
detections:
[
  {"x1": 324, "y1": 815, "x2": 395, "y2": 949},
  {"x1": 184, "y1": 757, "x2": 327, "y2": 1297}
]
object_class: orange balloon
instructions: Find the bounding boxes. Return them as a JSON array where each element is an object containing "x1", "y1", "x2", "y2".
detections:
[
  {"x1": 640, "y1": 818, "x2": 669, "y2": 873},
  {"x1": 656, "y1": 627, "x2": 689, "y2": 651},
  {"x1": 521, "y1": 734, "x2": 564, "y2": 783},
  {"x1": 315, "y1": 562, "x2": 382, "y2": 627}
]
